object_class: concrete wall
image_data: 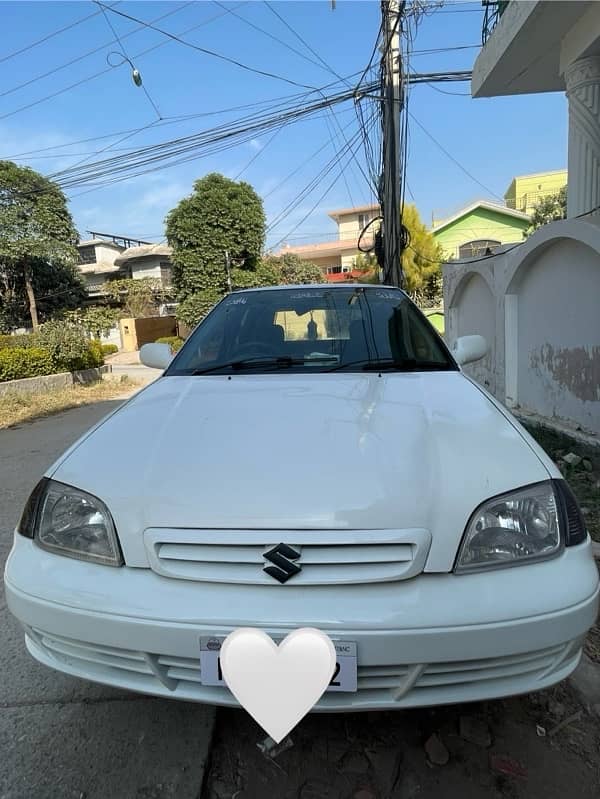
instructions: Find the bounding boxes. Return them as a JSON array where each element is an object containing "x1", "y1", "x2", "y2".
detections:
[
  {"x1": 0, "y1": 367, "x2": 108, "y2": 397},
  {"x1": 444, "y1": 217, "x2": 600, "y2": 437}
]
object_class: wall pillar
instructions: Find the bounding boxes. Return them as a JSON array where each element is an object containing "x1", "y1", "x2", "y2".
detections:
[{"x1": 565, "y1": 56, "x2": 600, "y2": 218}]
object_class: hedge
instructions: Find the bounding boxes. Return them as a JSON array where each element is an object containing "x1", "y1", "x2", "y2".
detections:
[
  {"x1": 100, "y1": 343, "x2": 118, "y2": 356},
  {"x1": 0, "y1": 347, "x2": 55, "y2": 382},
  {"x1": 0, "y1": 334, "x2": 38, "y2": 349},
  {"x1": 155, "y1": 336, "x2": 184, "y2": 352},
  {"x1": 0, "y1": 341, "x2": 103, "y2": 383}
]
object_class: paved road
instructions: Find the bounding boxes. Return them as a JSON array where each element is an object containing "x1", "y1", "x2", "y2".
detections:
[{"x1": 0, "y1": 402, "x2": 215, "y2": 799}]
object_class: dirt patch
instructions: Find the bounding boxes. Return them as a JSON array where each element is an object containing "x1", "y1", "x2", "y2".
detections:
[
  {"x1": 0, "y1": 377, "x2": 141, "y2": 429},
  {"x1": 203, "y1": 682, "x2": 600, "y2": 798}
]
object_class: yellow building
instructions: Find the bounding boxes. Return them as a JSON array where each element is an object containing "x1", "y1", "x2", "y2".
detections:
[{"x1": 504, "y1": 170, "x2": 567, "y2": 214}]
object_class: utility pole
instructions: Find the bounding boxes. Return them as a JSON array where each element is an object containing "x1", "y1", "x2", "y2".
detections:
[
  {"x1": 380, "y1": 0, "x2": 404, "y2": 287},
  {"x1": 224, "y1": 250, "x2": 233, "y2": 293}
]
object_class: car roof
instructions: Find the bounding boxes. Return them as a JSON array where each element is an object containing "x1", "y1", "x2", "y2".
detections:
[{"x1": 233, "y1": 283, "x2": 405, "y2": 294}]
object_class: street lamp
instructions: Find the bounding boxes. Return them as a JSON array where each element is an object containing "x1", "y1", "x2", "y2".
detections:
[{"x1": 107, "y1": 51, "x2": 143, "y2": 87}]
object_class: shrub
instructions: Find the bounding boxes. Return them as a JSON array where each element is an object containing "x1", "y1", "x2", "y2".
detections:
[
  {"x1": 37, "y1": 320, "x2": 96, "y2": 372},
  {"x1": 0, "y1": 347, "x2": 54, "y2": 382},
  {"x1": 155, "y1": 336, "x2": 184, "y2": 352},
  {"x1": 0, "y1": 334, "x2": 39, "y2": 349},
  {"x1": 86, "y1": 339, "x2": 104, "y2": 368},
  {"x1": 100, "y1": 343, "x2": 118, "y2": 356}
]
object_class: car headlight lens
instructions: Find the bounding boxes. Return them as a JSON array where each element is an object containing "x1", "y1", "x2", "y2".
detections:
[
  {"x1": 455, "y1": 481, "x2": 563, "y2": 572},
  {"x1": 18, "y1": 479, "x2": 122, "y2": 567}
]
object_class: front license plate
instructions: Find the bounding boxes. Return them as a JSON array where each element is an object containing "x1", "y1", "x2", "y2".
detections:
[{"x1": 200, "y1": 636, "x2": 358, "y2": 693}]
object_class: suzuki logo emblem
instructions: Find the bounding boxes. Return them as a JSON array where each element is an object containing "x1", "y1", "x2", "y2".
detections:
[{"x1": 263, "y1": 543, "x2": 301, "y2": 584}]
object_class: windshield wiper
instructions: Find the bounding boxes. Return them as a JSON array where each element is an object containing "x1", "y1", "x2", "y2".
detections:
[
  {"x1": 191, "y1": 355, "x2": 337, "y2": 375},
  {"x1": 329, "y1": 358, "x2": 450, "y2": 372}
]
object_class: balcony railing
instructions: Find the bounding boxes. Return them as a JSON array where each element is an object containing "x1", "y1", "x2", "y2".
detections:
[{"x1": 482, "y1": 1, "x2": 510, "y2": 45}]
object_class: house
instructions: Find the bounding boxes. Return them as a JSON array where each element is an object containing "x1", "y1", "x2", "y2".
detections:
[
  {"x1": 76, "y1": 238, "x2": 125, "y2": 299},
  {"x1": 76, "y1": 232, "x2": 174, "y2": 300},
  {"x1": 276, "y1": 202, "x2": 379, "y2": 281},
  {"x1": 444, "y1": 0, "x2": 600, "y2": 437},
  {"x1": 504, "y1": 170, "x2": 567, "y2": 213},
  {"x1": 113, "y1": 242, "x2": 173, "y2": 287},
  {"x1": 432, "y1": 199, "x2": 530, "y2": 260}
]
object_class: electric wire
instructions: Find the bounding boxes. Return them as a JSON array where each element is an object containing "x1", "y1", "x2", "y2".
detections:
[
  {"x1": 0, "y1": 2, "x2": 192, "y2": 103},
  {"x1": 268, "y1": 123, "x2": 368, "y2": 252},
  {"x1": 264, "y1": 1, "x2": 347, "y2": 86},
  {"x1": 213, "y1": 1, "x2": 332, "y2": 76},
  {"x1": 0, "y1": 3, "x2": 116, "y2": 65},
  {"x1": 0, "y1": 3, "x2": 247, "y2": 123},
  {"x1": 95, "y1": 1, "x2": 317, "y2": 90},
  {"x1": 45, "y1": 80, "x2": 377, "y2": 191},
  {"x1": 95, "y1": 0, "x2": 162, "y2": 121},
  {"x1": 409, "y1": 111, "x2": 503, "y2": 200}
]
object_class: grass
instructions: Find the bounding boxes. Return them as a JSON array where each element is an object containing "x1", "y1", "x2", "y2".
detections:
[{"x1": 0, "y1": 377, "x2": 142, "y2": 430}]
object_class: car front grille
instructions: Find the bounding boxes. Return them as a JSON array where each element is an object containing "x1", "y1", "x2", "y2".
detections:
[
  {"x1": 27, "y1": 627, "x2": 580, "y2": 707},
  {"x1": 143, "y1": 528, "x2": 432, "y2": 585}
]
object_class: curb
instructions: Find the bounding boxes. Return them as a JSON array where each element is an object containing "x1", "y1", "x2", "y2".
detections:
[{"x1": 0, "y1": 366, "x2": 108, "y2": 397}]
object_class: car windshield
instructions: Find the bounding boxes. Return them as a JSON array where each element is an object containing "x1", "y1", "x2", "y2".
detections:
[{"x1": 166, "y1": 286, "x2": 457, "y2": 375}]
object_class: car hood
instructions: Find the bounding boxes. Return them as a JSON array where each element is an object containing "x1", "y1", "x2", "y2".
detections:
[{"x1": 51, "y1": 373, "x2": 551, "y2": 571}]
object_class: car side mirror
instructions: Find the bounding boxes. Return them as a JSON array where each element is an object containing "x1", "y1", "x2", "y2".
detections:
[
  {"x1": 452, "y1": 335, "x2": 488, "y2": 366},
  {"x1": 139, "y1": 343, "x2": 174, "y2": 370}
]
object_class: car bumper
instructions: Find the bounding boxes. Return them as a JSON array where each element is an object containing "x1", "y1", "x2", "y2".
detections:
[{"x1": 4, "y1": 535, "x2": 599, "y2": 711}]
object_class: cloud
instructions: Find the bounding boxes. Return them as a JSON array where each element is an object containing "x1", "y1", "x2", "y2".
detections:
[{"x1": 248, "y1": 138, "x2": 262, "y2": 152}]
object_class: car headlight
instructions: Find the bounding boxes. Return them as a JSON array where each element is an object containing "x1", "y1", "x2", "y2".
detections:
[
  {"x1": 17, "y1": 478, "x2": 123, "y2": 567},
  {"x1": 454, "y1": 480, "x2": 585, "y2": 573}
]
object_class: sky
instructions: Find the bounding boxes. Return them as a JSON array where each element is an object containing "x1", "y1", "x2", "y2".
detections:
[{"x1": 0, "y1": 1, "x2": 568, "y2": 249}]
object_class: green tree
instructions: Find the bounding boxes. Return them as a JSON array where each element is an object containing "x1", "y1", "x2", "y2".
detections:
[
  {"x1": 63, "y1": 305, "x2": 120, "y2": 338},
  {"x1": 262, "y1": 252, "x2": 324, "y2": 285},
  {"x1": 166, "y1": 173, "x2": 265, "y2": 326},
  {"x1": 348, "y1": 206, "x2": 442, "y2": 299},
  {"x1": 0, "y1": 161, "x2": 81, "y2": 331},
  {"x1": 399, "y1": 204, "x2": 443, "y2": 302},
  {"x1": 525, "y1": 186, "x2": 567, "y2": 237},
  {"x1": 101, "y1": 278, "x2": 167, "y2": 318}
]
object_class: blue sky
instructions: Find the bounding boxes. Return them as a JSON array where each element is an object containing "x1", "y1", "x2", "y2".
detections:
[{"x1": 0, "y1": 1, "x2": 568, "y2": 248}]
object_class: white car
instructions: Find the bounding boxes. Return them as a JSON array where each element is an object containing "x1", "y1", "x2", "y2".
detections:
[{"x1": 4, "y1": 284, "x2": 599, "y2": 710}]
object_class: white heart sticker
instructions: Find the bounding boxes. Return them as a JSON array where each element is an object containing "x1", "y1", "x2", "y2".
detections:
[{"x1": 219, "y1": 627, "x2": 336, "y2": 742}]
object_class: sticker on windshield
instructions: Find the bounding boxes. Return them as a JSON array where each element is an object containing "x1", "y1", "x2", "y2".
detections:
[{"x1": 288, "y1": 291, "x2": 326, "y2": 299}]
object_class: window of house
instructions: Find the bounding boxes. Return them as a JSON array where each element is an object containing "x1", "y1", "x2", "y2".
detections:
[
  {"x1": 160, "y1": 261, "x2": 173, "y2": 286},
  {"x1": 326, "y1": 265, "x2": 342, "y2": 274},
  {"x1": 357, "y1": 213, "x2": 371, "y2": 230},
  {"x1": 458, "y1": 239, "x2": 501, "y2": 259},
  {"x1": 78, "y1": 245, "x2": 96, "y2": 265}
]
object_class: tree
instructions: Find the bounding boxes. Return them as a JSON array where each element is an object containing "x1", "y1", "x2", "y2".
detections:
[
  {"x1": 166, "y1": 173, "x2": 265, "y2": 326},
  {"x1": 262, "y1": 252, "x2": 324, "y2": 285},
  {"x1": 350, "y1": 205, "x2": 442, "y2": 300},
  {"x1": 101, "y1": 278, "x2": 167, "y2": 318},
  {"x1": 525, "y1": 186, "x2": 567, "y2": 237},
  {"x1": 0, "y1": 161, "x2": 80, "y2": 331},
  {"x1": 0, "y1": 258, "x2": 86, "y2": 333},
  {"x1": 399, "y1": 204, "x2": 443, "y2": 302},
  {"x1": 63, "y1": 305, "x2": 120, "y2": 339}
]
